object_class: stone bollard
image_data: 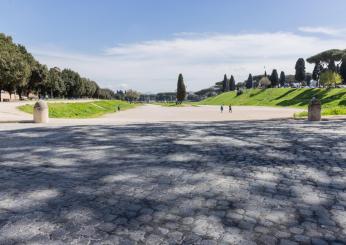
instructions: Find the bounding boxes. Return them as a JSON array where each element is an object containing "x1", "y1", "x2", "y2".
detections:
[
  {"x1": 308, "y1": 97, "x2": 321, "y2": 121},
  {"x1": 33, "y1": 100, "x2": 49, "y2": 123}
]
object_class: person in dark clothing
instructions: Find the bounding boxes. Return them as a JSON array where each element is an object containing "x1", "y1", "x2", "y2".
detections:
[
  {"x1": 229, "y1": 104, "x2": 232, "y2": 113},
  {"x1": 220, "y1": 105, "x2": 224, "y2": 113},
  {"x1": 117, "y1": 105, "x2": 120, "y2": 111}
]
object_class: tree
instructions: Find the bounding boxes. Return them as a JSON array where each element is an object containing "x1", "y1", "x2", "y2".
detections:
[
  {"x1": 16, "y1": 44, "x2": 36, "y2": 99},
  {"x1": 246, "y1": 74, "x2": 253, "y2": 89},
  {"x1": 229, "y1": 75, "x2": 236, "y2": 91},
  {"x1": 328, "y1": 60, "x2": 336, "y2": 72},
  {"x1": 270, "y1": 69, "x2": 279, "y2": 87},
  {"x1": 61, "y1": 69, "x2": 81, "y2": 98},
  {"x1": 295, "y1": 58, "x2": 306, "y2": 83},
  {"x1": 340, "y1": 57, "x2": 346, "y2": 84},
  {"x1": 312, "y1": 63, "x2": 321, "y2": 81},
  {"x1": 0, "y1": 32, "x2": 115, "y2": 101},
  {"x1": 176, "y1": 73, "x2": 186, "y2": 103},
  {"x1": 222, "y1": 74, "x2": 229, "y2": 92},
  {"x1": 46, "y1": 67, "x2": 66, "y2": 98},
  {"x1": 0, "y1": 34, "x2": 31, "y2": 100},
  {"x1": 279, "y1": 71, "x2": 285, "y2": 87},
  {"x1": 305, "y1": 74, "x2": 312, "y2": 86},
  {"x1": 307, "y1": 49, "x2": 346, "y2": 64},
  {"x1": 27, "y1": 63, "x2": 48, "y2": 97},
  {"x1": 259, "y1": 77, "x2": 271, "y2": 88},
  {"x1": 125, "y1": 89, "x2": 140, "y2": 102},
  {"x1": 319, "y1": 71, "x2": 342, "y2": 88}
]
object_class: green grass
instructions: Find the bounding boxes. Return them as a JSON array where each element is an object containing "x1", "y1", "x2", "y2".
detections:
[
  {"x1": 199, "y1": 88, "x2": 346, "y2": 116},
  {"x1": 18, "y1": 100, "x2": 137, "y2": 118},
  {"x1": 294, "y1": 106, "x2": 346, "y2": 118}
]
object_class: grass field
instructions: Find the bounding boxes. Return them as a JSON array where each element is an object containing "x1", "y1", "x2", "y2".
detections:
[
  {"x1": 199, "y1": 88, "x2": 346, "y2": 116},
  {"x1": 19, "y1": 100, "x2": 137, "y2": 118}
]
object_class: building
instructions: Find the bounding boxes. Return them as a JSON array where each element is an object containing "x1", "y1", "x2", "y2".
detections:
[{"x1": 0, "y1": 90, "x2": 19, "y2": 102}]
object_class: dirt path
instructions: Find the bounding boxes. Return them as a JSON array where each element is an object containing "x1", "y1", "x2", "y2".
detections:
[
  {"x1": 100, "y1": 104, "x2": 303, "y2": 122},
  {"x1": 0, "y1": 102, "x2": 303, "y2": 126}
]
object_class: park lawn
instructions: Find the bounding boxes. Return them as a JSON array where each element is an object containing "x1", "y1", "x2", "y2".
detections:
[
  {"x1": 199, "y1": 88, "x2": 346, "y2": 116},
  {"x1": 294, "y1": 106, "x2": 346, "y2": 118},
  {"x1": 18, "y1": 100, "x2": 137, "y2": 118}
]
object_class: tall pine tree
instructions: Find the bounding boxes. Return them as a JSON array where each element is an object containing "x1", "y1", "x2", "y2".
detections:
[
  {"x1": 328, "y1": 60, "x2": 336, "y2": 72},
  {"x1": 295, "y1": 58, "x2": 306, "y2": 83},
  {"x1": 222, "y1": 74, "x2": 229, "y2": 92},
  {"x1": 176, "y1": 73, "x2": 186, "y2": 103},
  {"x1": 279, "y1": 71, "x2": 285, "y2": 87},
  {"x1": 270, "y1": 69, "x2": 279, "y2": 87},
  {"x1": 230, "y1": 75, "x2": 236, "y2": 91},
  {"x1": 340, "y1": 57, "x2": 346, "y2": 84},
  {"x1": 312, "y1": 63, "x2": 321, "y2": 81},
  {"x1": 246, "y1": 74, "x2": 253, "y2": 89}
]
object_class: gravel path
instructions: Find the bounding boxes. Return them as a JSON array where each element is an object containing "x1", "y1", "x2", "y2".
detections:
[
  {"x1": 0, "y1": 102, "x2": 303, "y2": 125},
  {"x1": 0, "y1": 120, "x2": 345, "y2": 244}
]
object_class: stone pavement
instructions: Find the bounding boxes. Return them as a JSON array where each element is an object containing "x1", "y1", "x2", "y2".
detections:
[{"x1": 0, "y1": 120, "x2": 345, "y2": 244}]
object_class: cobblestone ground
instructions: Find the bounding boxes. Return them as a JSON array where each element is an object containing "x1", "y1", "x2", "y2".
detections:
[{"x1": 0, "y1": 120, "x2": 346, "y2": 245}]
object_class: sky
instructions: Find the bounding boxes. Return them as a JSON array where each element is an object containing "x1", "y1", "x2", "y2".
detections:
[{"x1": 1, "y1": 0, "x2": 346, "y2": 93}]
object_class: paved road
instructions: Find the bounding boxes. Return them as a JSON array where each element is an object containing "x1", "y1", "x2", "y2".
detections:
[{"x1": 0, "y1": 120, "x2": 345, "y2": 244}]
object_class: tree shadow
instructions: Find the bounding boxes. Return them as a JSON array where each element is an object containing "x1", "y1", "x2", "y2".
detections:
[
  {"x1": 272, "y1": 88, "x2": 296, "y2": 101},
  {"x1": 0, "y1": 120, "x2": 345, "y2": 244},
  {"x1": 276, "y1": 89, "x2": 331, "y2": 107}
]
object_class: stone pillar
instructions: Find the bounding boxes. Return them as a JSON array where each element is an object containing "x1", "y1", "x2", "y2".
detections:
[
  {"x1": 308, "y1": 97, "x2": 321, "y2": 121},
  {"x1": 33, "y1": 100, "x2": 49, "y2": 123}
]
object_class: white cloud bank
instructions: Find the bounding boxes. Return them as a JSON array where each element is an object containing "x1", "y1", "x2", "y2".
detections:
[
  {"x1": 30, "y1": 30, "x2": 346, "y2": 93},
  {"x1": 299, "y1": 26, "x2": 346, "y2": 37}
]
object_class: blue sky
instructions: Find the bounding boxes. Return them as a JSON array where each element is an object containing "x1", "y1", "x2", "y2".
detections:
[{"x1": 1, "y1": 0, "x2": 346, "y2": 92}]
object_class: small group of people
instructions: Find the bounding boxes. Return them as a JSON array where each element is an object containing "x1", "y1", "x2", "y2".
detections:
[{"x1": 220, "y1": 104, "x2": 232, "y2": 113}]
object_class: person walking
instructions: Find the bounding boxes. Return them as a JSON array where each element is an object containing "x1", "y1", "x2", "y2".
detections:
[
  {"x1": 220, "y1": 104, "x2": 224, "y2": 113},
  {"x1": 117, "y1": 105, "x2": 121, "y2": 111},
  {"x1": 229, "y1": 104, "x2": 232, "y2": 113}
]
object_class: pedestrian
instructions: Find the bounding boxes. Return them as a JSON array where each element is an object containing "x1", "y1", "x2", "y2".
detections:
[
  {"x1": 118, "y1": 105, "x2": 121, "y2": 111},
  {"x1": 229, "y1": 104, "x2": 232, "y2": 113},
  {"x1": 220, "y1": 104, "x2": 224, "y2": 113}
]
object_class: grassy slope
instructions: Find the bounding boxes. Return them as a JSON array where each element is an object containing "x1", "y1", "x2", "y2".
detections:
[
  {"x1": 19, "y1": 100, "x2": 137, "y2": 118},
  {"x1": 199, "y1": 88, "x2": 346, "y2": 116}
]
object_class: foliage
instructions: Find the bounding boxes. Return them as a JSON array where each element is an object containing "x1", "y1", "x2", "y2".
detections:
[
  {"x1": 125, "y1": 89, "x2": 140, "y2": 102},
  {"x1": 340, "y1": 57, "x2": 346, "y2": 84},
  {"x1": 0, "y1": 32, "x2": 117, "y2": 101},
  {"x1": 307, "y1": 49, "x2": 346, "y2": 64},
  {"x1": 312, "y1": 63, "x2": 322, "y2": 81},
  {"x1": 229, "y1": 75, "x2": 236, "y2": 91},
  {"x1": 279, "y1": 71, "x2": 285, "y2": 87},
  {"x1": 222, "y1": 74, "x2": 229, "y2": 92},
  {"x1": 176, "y1": 73, "x2": 186, "y2": 102},
  {"x1": 0, "y1": 33, "x2": 31, "y2": 99},
  {"x1": 319, "y1": 71, "x2": 342, "y2": 88},
  {"x1": 270, "y1": 69, "x2": 279, "y2": 87},
  {"x1": 19, "y1": 100, "x2": 137, "y2": 118},
  {"x1": 328, "y1": 60, "x2": 336, "y2": 72},
  {"x1": 246, "y1": 74, "x2": 253, "y2": 89},
  {"x1": 295, "y1": 58, "x2": 306, "y2": 82},
  {"x1": 259, "y1": 76, "x2": 271, "y2": 88},
  {"x1": 305, "y1": 73, "x2": 312, "y2": 86}
]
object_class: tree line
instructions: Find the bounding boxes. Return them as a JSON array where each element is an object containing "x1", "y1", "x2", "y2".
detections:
[
  {"x1": 220, "y1": 50, "x2": 346, "y2": 93},
  {"x1": 0, "y1": 33, "x2": 116, "y2": 102}
]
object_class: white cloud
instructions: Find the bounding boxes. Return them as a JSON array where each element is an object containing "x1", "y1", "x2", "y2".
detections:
[
  {"x1": 298, "y1": 26, "x2": 346, "y2": 37},
  {"x1": 29, "y1": 31, "x2": 346, "y2": 93}
]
